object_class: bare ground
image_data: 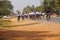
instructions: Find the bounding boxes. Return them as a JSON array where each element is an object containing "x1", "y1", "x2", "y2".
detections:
[{"x1": 0, "y1": 18, "x2": 60, "y2": 40}]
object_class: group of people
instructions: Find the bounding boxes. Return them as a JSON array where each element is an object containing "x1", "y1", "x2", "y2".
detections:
[
  {"x1": 17, "y1": 12, "x2": 24, "y2": 22},
  {"x1": 28, "y1": 11, "x2": 45, "y2": 19},
  {"x1": 17, "y1": 7, "x2": 52, "y2": 22}
]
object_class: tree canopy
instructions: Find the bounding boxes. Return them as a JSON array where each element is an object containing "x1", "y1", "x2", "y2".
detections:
[
  {"x1": 23, "y1": 5, "x2": 36, "y2": 13},
  {"x1": 0, "y1": 0, "x2": 13, "y2": 16},
  {"x1": 23, "y1": 0, "x2": 60, "y2": 13}
]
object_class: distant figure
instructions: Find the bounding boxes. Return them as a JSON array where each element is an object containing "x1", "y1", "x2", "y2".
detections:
[
  {"x1": 21, "y1": 13, "x2": 24, "y2": 20},
  {"x1": 17, "y1": 11, "x2": 20, "y2": 22},
  {"x1": 45, "y1": 7, "x2": 51, "y2": 21},
  {"x1": 36, "y1": 12, "x2": 42, "y2": 19},
  {"x1": 56, "y1": 10, "x2": 60, "y2": 17},
  {"x1": 24, "y1": 13, "x2": 28, "y2": 19},
  {"x1": 29, "y1": 11, "x2": 36, "y2": 19},
  {"x1": 42, "y1": 12, "x2": 45, "y2": 18}
]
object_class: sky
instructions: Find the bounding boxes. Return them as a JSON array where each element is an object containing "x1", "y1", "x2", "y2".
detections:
[{"x1": 9, "y1": 0, "x2": 43, "y2": 12}]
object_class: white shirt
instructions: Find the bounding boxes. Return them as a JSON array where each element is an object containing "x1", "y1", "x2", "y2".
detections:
[
  {"x1": 29, "y1": 12, "x2": 36, "y2": 15},
  {"x1": 17, "y1": 14, "x2": 21, "y2": 16},
  {"x1": 36, "y1": 12, "x2": 41, "y2": 14},
  {"x1": 42, "y1": 13, "x2": 45, "y2": 15}
]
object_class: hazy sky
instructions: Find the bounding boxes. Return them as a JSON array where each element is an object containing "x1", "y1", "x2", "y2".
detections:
[{"x1": 9, "y1": 0, "x2": 43, "y2": 12}]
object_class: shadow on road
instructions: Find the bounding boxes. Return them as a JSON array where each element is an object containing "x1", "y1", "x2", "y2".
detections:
[
  {"x1": 3, "y1": 22, "x2": 41, "y2": 27},
  {"x1": 0, "y1": 30, "x2": 60, "y2": 40}
]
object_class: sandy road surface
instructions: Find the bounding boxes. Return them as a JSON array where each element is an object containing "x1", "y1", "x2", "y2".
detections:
[{"x1": 0, "y1": 18, "x2": 60, "y2": 40}]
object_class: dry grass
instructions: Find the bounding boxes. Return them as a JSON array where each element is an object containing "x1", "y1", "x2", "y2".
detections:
[{"x1": 0, "y1": 18, "x2": 11, "y2": 27}]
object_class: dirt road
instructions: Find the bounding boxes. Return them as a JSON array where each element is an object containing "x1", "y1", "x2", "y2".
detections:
[{"x1": 0, "y1": 18, "x2": 60, "y2": 40}]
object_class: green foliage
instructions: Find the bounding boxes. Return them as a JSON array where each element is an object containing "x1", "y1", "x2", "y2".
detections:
[
  {"x1": 23, "y1": 6, "x2": 31, "y2": 13},
  {"x1": 23, "y1": 5, "x2": 36, "y2": 13},
  {"x1": 31, "y1": 5, "x2": 36, "y2": 11},
  {"x1": 23, "y1": 0, "x2": 60, "y2": 13},
  {"x1": 0, "y1": 0, "x2": 13, "y2": 16},
  {"x1": 43, "y1": 0, "x2": 60, "y2": 12}
]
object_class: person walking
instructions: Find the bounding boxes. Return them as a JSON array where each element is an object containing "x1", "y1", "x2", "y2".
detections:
[
  {"x1": 42, "y1": 12, "x2": 45, "y2": 18},
  {"x1": 21, "y1": 13, "x2": 24, "y2": 20},
  {"x1": 17, "y1": 11, "x2": 21, "y2": 22},
  {"x1": 45, "y1": 7, "x2": 51, "y2": 21}
]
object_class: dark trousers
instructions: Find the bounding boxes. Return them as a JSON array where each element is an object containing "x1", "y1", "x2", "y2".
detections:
[
  {"x1": 46, "y1": 13, "x2": 51, "y2": 21},
  {"x1": 17, "y1": 16, "x2": 20, "y2": 22},
  {"x1": 22, "y1": 16, "x2": 24, "y2": 20}
]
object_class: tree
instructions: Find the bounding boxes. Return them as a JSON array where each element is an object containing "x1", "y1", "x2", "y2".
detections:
[
  {"x1": 23, "y1": 6, "x2": 31, "y2": 13},
  {"x1": 23, "y1": 5, "x2": 36, "y2": 13},
  {"x1": 36, "y1": 6, "x2": 40, "y2": 12},
  {"x1": 0, "y1": 0, "x2": 13, "y2": 16},
  {"x1": 30, "y1": 5, "x2": 36, "y2": 11},
  {"x1": 23, "y1": 0, "x2": 60, "y2": 14},
  {"x1": 42, "y1": 0, "x2": 60, "y2": 12}
]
